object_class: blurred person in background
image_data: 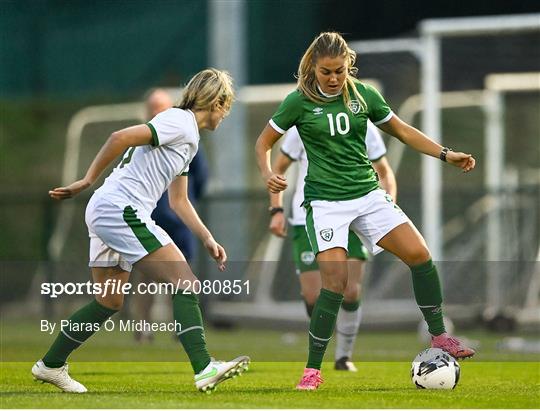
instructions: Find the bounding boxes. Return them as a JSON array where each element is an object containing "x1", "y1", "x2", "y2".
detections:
[
  {"x1": 133, "y1": 88, "x2": 209, "y2": 343},
  {"x1": 33, "y1": 68, "x2": 249, "y2": 394},
  {"x1": 255, "y1": 32, "x2": 476, "y2": 391},
  {"x1": 268, "y1": 122, "x2": 396, "y2": 372}
]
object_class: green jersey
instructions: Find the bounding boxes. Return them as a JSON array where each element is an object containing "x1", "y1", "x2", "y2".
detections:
[{"x1": 270, "y1": 81, "x2": 393, "y2": 202}]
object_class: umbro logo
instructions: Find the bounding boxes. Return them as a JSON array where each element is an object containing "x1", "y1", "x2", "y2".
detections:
[
  {"x1": 320, "y1": 228, "x2": 333, "y2": 242},
  {"x1": 313, "y1": 107, "x2": 323, "y2": 115}
]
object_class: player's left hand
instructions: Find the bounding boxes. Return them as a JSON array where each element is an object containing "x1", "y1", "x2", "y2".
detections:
[
  {"x1": 49, "y1": 179, "x2": 91, "y2": 200},
  {"x1": 269, "y1": 212, "x2": 287, "y2": 237},
  {"x1": 204, "y1": 237, "x2": 227, "y2": 272},
  {"x1": 446, "y1": 151, "x2": 476, "y2": 173}
]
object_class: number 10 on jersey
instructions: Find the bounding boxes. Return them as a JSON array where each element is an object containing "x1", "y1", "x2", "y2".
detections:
[{"x1": 327, "y1": 113, "x2": 350, "y2": 136}]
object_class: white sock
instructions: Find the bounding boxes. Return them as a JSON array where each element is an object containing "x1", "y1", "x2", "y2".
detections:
[{"x1": 335, "y1": 305, "x2": 362, "y2": 360}]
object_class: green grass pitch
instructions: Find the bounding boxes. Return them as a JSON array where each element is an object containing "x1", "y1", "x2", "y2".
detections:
[
  {"x1": 1, "y1": 321, "x2": 539, "y2": 408},
  {"x1": 2, "y1": 361, "x2": 539, "y2": 408}
]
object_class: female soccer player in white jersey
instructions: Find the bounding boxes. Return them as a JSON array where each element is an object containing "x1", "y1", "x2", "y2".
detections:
[
  {"x1": 268, "y1": 123, "x2": 396, "y2": 372},
  {"x1": 255, "y1": 32, "x2": 476, "y2": 391},
  {"x1": 32, "y1": 68, "x2": 249, "y2": 394}
]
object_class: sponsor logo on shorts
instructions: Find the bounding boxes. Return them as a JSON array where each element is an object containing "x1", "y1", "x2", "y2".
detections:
[
  {"x1": 319, "y1": 228, "x2": 333, "y2": 242},
  {"x1": 300, "y1": 251, "x2": 315, "y2": 265}
]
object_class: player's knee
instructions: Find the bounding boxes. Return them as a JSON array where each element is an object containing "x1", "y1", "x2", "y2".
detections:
[
  {"x1": 322, "y1": 275, "x2": 347, "y2": 294},
  {"x1": 405, "y1": 246, "x2": 431, "y2": 267},
  {"x1": 97, "y1": 295, "x2": 124, "y2": 311},
  {"x1": 105, "y1": 300, "x2": 124, "y2": 311},
  {"x1": 343, "y1": 282, "x2": 360, "y2": 302}
]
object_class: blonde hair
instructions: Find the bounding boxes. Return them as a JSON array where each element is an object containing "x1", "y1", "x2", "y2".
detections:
[
  {"x1": 177, "y1": 68, "x2": 234, "y2": 113},
  {"x1": 297, "y1": 32, "x2": 366, "y2": 112}
]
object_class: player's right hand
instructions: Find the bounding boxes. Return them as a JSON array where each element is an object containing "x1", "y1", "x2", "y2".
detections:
[
  {"x1": 203, "y1": 237, "x2": 227, "y2": 272},
  {"x1": 269, "y1": 212, "x2": 287, "y2": 237},
  {"x1": 266, "y1": 173, "x2": 287, "y2": 193},
  {"x1": 49, "y1": 179, "x2": 91, "y2": 200}
]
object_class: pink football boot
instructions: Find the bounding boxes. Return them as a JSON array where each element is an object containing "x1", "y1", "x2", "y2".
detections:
[
  {"x1": 432, "y1": 333, "x2": 476, "y2": 359},
  {"x1": 296, "y1": 368, "x2": 323, "y2": 390}
]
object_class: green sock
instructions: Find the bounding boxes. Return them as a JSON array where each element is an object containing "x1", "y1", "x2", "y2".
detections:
[
  {"x1": 306, "y1": 288, "x2": 343, "y2": 370},
  {"x1": 341, "y1": 298, "x2": 360, "y2": 312},
  {"x1": 173, "y1": 291, "x2": 211, "y2": 374},
  {"x1": 410, "y1": 259, "x2": 446, "y2": 336},
  {"x1": 42, "y1": 299, "x2": 117, "y2": 368}
]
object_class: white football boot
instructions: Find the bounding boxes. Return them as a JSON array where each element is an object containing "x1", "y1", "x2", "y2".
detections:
[
  {"x1": 194, "y1": 355, "x2": 250, "y2": 393},
  {"x1": 31, "y1": 360, "x2": 87, "y2": 393}
]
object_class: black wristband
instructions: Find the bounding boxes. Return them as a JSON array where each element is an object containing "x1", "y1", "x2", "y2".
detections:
[
  {"x1": 440, "y1": 147, "x2": 452, "y2": 162},
  {"x1": 269, "y1": 207, "x2": 284, "y2": 216}
]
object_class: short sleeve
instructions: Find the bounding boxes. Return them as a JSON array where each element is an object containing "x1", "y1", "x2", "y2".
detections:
[
  {"x1": 270, "y1": 91, "x2": 303, "y2": 134},
  {"x1": 280, "y1": 126, "x2": 304, "y2": 161},
  {"x1": 365, "y1": 121, "x2": 387, "y2": 161},
  {"x1": 363, "y1": 84, "x2": 393, "y2": 126},
  {"x1": 181, "y1": 164, "x2": 189, "y2": 176},
  {"x1": 147, "y1": 108, "x2": 185, "y2": 147}
]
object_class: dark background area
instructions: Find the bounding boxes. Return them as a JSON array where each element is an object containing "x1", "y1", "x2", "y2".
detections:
[{"x1": 1, "y1": 0, "x2": 539, "y2": 98}]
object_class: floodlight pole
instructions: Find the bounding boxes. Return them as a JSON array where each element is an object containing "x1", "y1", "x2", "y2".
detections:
[{"x1": 208, "y1": 0, "x2": 247, "y2": 191}]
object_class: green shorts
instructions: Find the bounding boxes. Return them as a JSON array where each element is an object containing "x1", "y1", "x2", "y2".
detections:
[{"x1": 292, "y1": 225, "x2": 368, "y2": 275}]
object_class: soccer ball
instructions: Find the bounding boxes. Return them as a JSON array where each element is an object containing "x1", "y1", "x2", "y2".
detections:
[{"x1": 411, "y1": 348, "x2": 460, "y2": 389}]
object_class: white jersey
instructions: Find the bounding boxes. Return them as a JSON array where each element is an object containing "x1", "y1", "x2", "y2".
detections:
[
  {"x1": 93, "y1": 108, "x2": 199, "y2": 212},
  {"x1": 281, "y1": 121, "x2": 387, "y2": 226}
]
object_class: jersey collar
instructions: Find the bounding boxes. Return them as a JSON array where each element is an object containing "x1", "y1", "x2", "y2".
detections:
[{"x1": 317, "y1": 84, "x2": 342, "y2": 98}]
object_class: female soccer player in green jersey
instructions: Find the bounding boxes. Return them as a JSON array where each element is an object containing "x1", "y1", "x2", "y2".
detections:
[
  {"x1": 255, "y1": 32, "x2": 476, "y2": 391},
  {"x1": 268, "y1": 124, "x2": 397, "y2": 373},
  {"x1": 33, "y1": 68, "x2": 249, "y2": 394}
]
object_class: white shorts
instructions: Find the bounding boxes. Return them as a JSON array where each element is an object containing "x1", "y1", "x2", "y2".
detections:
[
  {"x1": 85, "y1": 194, "x2": 172, "y2": 272},
  {"x1": 305, "y1": 189, "x2": 409, "y2": 256}
]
